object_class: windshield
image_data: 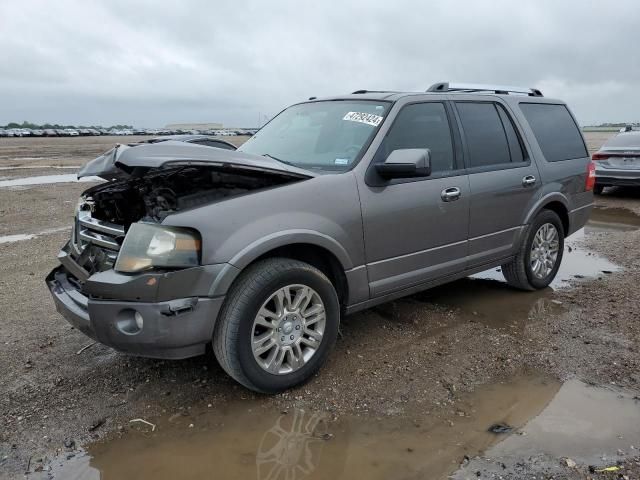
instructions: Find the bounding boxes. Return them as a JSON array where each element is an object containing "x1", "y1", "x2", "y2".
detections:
[{"x1": 238, "y1": 100, "x2": 390, "y2": 171}]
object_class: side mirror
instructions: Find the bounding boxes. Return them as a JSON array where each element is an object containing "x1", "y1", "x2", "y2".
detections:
[{"x1": 375, "y1": 148, "x2": 431, "y2": 179}]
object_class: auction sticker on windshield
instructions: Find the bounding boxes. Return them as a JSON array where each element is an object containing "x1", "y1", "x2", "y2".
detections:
[{"x1": 343, "y1": 111, "x2": 383, "y2": 127}]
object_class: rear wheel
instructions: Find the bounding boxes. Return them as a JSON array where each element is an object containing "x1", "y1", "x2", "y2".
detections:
[
  {"x1": 502, "y1": 210, "x2": 564, "y2": 291},
  {"x1": 213, "y1": 258, "x2": 340, "y2": 393},
  {"x1": 593, "y1": 184, "x2": 604, "y2": 195}
]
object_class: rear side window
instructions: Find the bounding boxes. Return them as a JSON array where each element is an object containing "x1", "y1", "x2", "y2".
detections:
[
  {"x1": 519, "y1": 103, "x2": 587, "y2": 161},
  {"x1": 455, "y1": 102, "x2": 525, "y2": 168}
]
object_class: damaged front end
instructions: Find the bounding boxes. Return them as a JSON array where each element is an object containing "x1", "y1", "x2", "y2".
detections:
[
  {"x1": 68, "y1": 141, "x2": 312, "y2": 275},
  {"x1": 46, "y1": 142, "x2": 312, "y2": 359}
]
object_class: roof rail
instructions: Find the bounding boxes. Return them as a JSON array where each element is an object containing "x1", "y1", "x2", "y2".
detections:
[
  {"x1": 427, "y1": 82, "x2": 543, "y2": 97},
  {"x1": 351, "y1": 89, "x2": 397, "y2": 95}
]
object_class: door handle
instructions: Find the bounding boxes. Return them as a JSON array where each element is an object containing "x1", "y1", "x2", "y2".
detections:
[
  {"x1": 522, "y1": 175, "x2": 536, "y2": 187},
  {"x1": 441, "y1": 187, "x2": 461, "y2": 202}
]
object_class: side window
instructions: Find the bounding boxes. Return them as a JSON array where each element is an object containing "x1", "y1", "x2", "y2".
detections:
[
  {"x1": 496, "y1": 104, "x2": 526, "y2": 163},
  {"x1": 456, "y1": 102, "x2": 513, "y2": 168},
  {"x1": 375, "y1": 102, "x2": 454, "y2": 174},
  {"x1": 519, "y1": 103, "x2": 588, "y2": 161}
]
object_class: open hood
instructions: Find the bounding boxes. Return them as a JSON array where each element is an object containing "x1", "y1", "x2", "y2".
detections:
[{"x1": 77, "y1": 141, "x2": 315, "y2": 180}]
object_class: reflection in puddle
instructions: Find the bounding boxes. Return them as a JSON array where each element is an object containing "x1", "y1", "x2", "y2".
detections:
[
  {"x1": 454, "y1": 380, "x2": 640, "y2": 477},
  {"x1": 587, "y1": 205, "x2": 640, "y2": 233},
  {"x1": 48, "y1": 376, "x2": 561, "y2": 480},
  {"x1": 0, "y1": 174, "x2": 101, "y2": 187}
]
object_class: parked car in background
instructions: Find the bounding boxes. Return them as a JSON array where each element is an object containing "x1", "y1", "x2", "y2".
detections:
[
  {"x1": 47, "y1": 82, "x2": 594, "y2": 393},
  {"x1": 592, "y1": 130, "x2": 640, "y2": 193},
  {"x1": 0, "y1": 129, "x2": 7, "y2": 137}
]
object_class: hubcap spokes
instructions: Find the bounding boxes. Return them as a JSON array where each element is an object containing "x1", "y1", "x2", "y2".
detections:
[
  {"x1": 252, "y1": 284, "x2": 326, "y2": 375},
  {"x1": 530, "y1": 223, "x2": 560, "y2": 279}
]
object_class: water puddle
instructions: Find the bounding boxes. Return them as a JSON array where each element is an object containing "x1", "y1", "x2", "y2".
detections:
[
  {"x1": 47, "y1": 376, "x2": 561, "y2": 480},
  {"x1": 0, "y1": 165, "x2": 80, "y2": 171},
  {"x1": 0, "y1": 226, "x2": 70, "y2": 244},
  {"x1": 0, "y1": 174, "x2": 101, "y2": 188},
  {"x1": 586, "y1": 205, "x2": 640, "y2": 233},
  {"x1": 453, "y1": 379, "x2": 640, "y2": 477},
  {"x1": 46, "y1": 376, "x2": 640, "y2": 480}
]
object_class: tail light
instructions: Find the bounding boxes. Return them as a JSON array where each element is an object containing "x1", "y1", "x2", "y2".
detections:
[
  {"x1": 591, "y1": 153, "x2": 609, "y2": 161},
  {"x1": 585, "y1": 161, "x2": 596, "y2": 191}
]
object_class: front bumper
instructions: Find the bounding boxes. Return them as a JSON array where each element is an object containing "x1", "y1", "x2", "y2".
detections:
[{"x1": 46, "y1": 249, "x2": 226, "y2": 359}]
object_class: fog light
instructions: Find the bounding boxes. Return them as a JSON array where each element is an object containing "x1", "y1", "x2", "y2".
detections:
[{"x1": 134, "y1": 311, "x2": 144, "y2": 330}]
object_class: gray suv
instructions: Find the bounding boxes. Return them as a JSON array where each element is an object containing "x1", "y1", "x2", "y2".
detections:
[{"x1": 47, "y1": 82, "x2": 595, "y2": 392}]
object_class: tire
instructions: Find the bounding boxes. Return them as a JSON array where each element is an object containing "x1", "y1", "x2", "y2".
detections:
[
  {"x1": 593, "y1": 184, "x2": 604, "y2": 195},
  {"x1": 213, "y1": 257, "x2": 340, "y2": 393},
  {"x1": 502, "y1": 209, "x2": 565, "y2": 291}
]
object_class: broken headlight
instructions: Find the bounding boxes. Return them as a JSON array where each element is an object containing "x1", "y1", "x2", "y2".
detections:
[{"x1": 115, "y1": 223, "x2": 201, "y2": 273}]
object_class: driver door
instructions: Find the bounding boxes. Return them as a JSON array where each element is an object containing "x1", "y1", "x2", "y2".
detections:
[{"x1": 357, "y1": 101, "x2": 470, "y2": 297}]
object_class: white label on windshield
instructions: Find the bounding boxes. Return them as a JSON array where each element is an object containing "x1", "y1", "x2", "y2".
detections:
[{"x1": 343, "y1": 111, "x2": 383, "y2": 127}]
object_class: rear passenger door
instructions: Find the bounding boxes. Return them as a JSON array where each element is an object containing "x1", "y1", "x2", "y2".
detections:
[{"x1": 453, "y1": 101, "x2": 541, "y2": 267}]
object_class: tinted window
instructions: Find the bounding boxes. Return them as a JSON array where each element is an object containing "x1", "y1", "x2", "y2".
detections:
[
  {"x1": 456, "y1": 102, "x2": 512, "y2": 168},
  {"x1": 519, "y1": 103, "x2": 587, "y2": 161},
  {"x1": 375, "y1": 102, "x2": 454, "y2": 173},
  {"x1": 496, "y1": 105, "x2": 526, "y2": 163}
]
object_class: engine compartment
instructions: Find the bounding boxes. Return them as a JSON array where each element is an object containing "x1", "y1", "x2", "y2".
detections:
[{"x1": 83, "y1": 165, "x2": 298, "y2": 227}]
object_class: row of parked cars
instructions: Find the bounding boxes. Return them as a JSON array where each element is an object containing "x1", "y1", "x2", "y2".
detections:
[{"x1": 0, "y1": 127, "x2": 257, "y2": 138}]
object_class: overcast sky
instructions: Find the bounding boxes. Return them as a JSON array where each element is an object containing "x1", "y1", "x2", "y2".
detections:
[{"x1": 1, "y1": 0, "x2": 638, "y2": 127}]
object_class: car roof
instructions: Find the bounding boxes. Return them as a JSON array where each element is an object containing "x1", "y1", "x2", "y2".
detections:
[{"x1": 307, "y1": 90, "x2": 557, "y2": 104}]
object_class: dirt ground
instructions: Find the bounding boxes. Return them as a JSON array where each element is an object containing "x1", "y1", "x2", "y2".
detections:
[{"x1": 1, "y1": 134, "x2": 640, "y2": 479}]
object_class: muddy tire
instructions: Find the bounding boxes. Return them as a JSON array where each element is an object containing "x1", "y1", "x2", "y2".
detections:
[
  {"x1": 213, "y1": 258, "x2": 340, "y2": 393},
  {"x1": 502, "y1": 209, "x2": 565, "y2": 291}
]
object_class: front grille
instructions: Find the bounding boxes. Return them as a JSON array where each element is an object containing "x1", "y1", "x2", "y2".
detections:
[{"x1": 70, "y1": 207, "x2": 125, "y2": 273}]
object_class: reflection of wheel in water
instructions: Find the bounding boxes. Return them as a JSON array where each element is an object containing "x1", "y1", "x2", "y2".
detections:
[
  {"x1": 256, "y1": 409, "x2": 328, "y2": 480},
  {"x1": 527, "y1": 297, "x2": 554, "y2": 321}
]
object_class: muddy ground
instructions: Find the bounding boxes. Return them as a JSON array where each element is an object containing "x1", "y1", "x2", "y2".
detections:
[{"x1": 1, "y1": 133, "x2": 640, "y2": 479}]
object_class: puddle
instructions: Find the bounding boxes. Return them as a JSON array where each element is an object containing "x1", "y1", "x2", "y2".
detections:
[
  {"x1": 405, "y1": 277, "x2": 562, "y2": 334},
  {"x1": 0, "y1": 165, "x2": 80, "y2": 171},
  {"x1": 46, "y1": 376, "x2": 640, "y2": 480},
  {"x1": 0, "y1": 174, "x2": 101, "y2": 188},
  {"x1": 587, "y1": 205, "x2": 640, "y2": 233},
  {"x1": 454, "y1": 380, "x2": 640, "y2": 477},
  {"x1": 47, "y1": 376, "x2": 561, "y2": 480},
  {"x1": 0, "y1": 226, "x2": 70, "y2": 244}
]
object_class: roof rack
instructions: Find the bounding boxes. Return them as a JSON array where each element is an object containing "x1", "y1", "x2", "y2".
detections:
[
  {"x1": 427, "y1": 82, "x2": 543, "y2": 97},
  {"x1": 351, "y1": 89, "x2": 397, "y2": 94}
]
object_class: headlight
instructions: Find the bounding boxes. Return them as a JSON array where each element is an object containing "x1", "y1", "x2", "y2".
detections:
[{"x1": 115, "y1": 223, "x2": 201, "y2": 273}]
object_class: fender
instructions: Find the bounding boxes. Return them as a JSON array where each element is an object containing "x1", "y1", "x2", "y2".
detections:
[
  {"x1": 523, "y1": 191, "x2": 569, "y2": 225},
  {"x1": 207, "y1": 230, "x2": 354, "y2": 297}
]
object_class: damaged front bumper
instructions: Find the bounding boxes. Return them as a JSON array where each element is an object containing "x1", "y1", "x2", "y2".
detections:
[{"x1": 46, "y1": 242, "x2": 230, "y2": 359}]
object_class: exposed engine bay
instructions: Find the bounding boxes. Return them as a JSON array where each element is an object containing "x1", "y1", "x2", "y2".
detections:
[{"x1": 83, "y1": 165, "x2": 298, "y2": 228}]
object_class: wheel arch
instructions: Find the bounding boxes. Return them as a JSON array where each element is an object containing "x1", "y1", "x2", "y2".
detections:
[
  {"x1": 213, "y1": 231, "x2": 352, "y2": 307},
  {"x1": 524, "y1": 193, "x2": 570, "y2": 237}
]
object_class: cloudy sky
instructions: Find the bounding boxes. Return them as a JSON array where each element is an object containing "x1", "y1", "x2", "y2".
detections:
[{"x1": 1, "y1": 0, "x2": 639, "y2": 127}]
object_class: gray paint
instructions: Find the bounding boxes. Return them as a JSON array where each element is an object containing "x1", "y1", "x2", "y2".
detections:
[{"x1": 49, "y1": 89, "x2": 593, "y2": 359}]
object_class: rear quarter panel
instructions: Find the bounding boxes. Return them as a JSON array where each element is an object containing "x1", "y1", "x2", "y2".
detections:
[{"x1": 504, "y1": 97, "x2": 593, "y2": 235}]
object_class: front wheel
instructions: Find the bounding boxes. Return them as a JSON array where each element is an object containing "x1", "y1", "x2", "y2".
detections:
[
  {"x1": 502, "y1": 210, "x2": 564, "y2": 291},
  {"x1": 213, "y1": 258, "x2": 340, "y2": 393}
]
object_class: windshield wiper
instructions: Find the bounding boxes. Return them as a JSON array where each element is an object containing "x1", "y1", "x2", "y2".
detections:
[{"x1": 262, "y1": 153, "x2": 295, "y2": 167}]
